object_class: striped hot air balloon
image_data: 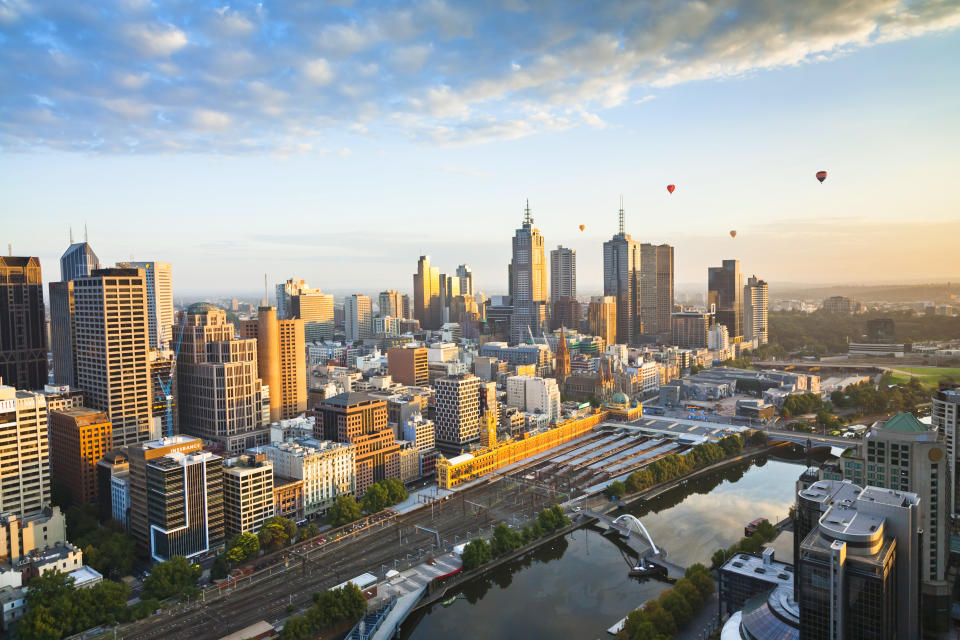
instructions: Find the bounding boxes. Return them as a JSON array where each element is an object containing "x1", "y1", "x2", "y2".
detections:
[{"x1": 816, "y1": 171, "x2": 828, "y2": 183}]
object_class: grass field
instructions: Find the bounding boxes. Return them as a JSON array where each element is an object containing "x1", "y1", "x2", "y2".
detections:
[{"x1": 886, "y1": 367, "x2": 960, "y2": 388}]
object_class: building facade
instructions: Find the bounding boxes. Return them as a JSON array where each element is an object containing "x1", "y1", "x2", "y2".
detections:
[
  {"x1": 387, "y1": 347, "x2": 428, "y2": 387},
  {"x1": 116, "y1": 262, "x2": 173, "y2": 349},
  {"x1": 0, "y1": 386, "x2": 49, "y2": 518},
  {"x1": 178, "y1": 303, "x2": 268, "y2": 455},
  {"x1": 345, "y1": 294, "x2": 373, "y2": 343},
  {"x1": 413, "y1": 256, "x2": 441, "y2": 330},
  {"x1": 277, "y1": 319, "x2": 306, "y2": 419},
  {"x1": 589, "y1": 296, "x2": 618, "y2": 347},
  {"x1": 378, "y1": 290, "x2": 404, "y2": 319},
  {"x1": 0, "y1": 257, "x2": 47, "y2": 391},
  {"x1": 222, "y1": 453, "x2": 274, "y2": 537},
  {"x1": 743, "y1": 275, "x2": 769, "y2": 345},
  {"x1": 671, "y1": 311, "x2": 710, "y2": 349},
  {"x1": 434, "y1": 374, "x2": 481, "y2": 450},
  {"x1": 260, "y1": 439, "x2": 354, "y2": 515},
  {"x1": 639, "y1": 243, "x2": 674, "y2": 338},
  {"x1": 509, "y1": 202, "x2": 548, "y2": 345},
  {"x1": 708, "y1": 259, "x2": 744, "y2": 340},
  {"x1": 549, "y1": 246, "x2": 576, "y2": 302},
  {"x1": 72, "y1": 268, "x2": 154, "y2": 447},
  {"x1": 48, "y1": 407, "x2": 112, "y2": 505},
  {"x1": 603, "y1": 203, "x2": 641, "y2": 345}
]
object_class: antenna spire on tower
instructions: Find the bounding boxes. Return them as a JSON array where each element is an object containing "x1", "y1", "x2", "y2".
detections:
[
  {"x1": 523, "y1": 199, "x2": 533, "y2": 226},
  {"x1": 264, "y1": 274, "x2": 268, "y2": 306},
  {"x1": 618, "y1": 195, "x2": 625, "y2": 235},
  {"x1": 84, "y1": 222, "x2": 88, "y2": 243},
  {"x1": 69, "y1": 227, "x2": 74, "y2": 244}
]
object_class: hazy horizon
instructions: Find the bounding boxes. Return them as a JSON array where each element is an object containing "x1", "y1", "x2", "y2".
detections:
[{"x1": 3, "y1": 1, "x2": 958, "y2": 294}]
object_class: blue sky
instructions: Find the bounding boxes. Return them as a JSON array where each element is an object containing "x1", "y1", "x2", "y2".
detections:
[{"x1": 2, "y1": 0, "x2": 959, "y2": 297}]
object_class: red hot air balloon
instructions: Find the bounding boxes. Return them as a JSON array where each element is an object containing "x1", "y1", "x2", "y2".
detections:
[
  {"x1": 816, "y1": 171, "x2": 827, "y2": 184},
  {"x1": 666, "y1": 184, "x2": 676, "y2": 194}
]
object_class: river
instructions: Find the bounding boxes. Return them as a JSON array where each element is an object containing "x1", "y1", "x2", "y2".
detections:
[{"x1": 400, "y1": 456, "x2": 804, "y2": 639}]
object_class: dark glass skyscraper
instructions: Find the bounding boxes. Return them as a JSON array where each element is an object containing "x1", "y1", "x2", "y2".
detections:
[
  {"x1": 708, "y1": 259, "x2": 743, "y2": 339},
  {"x1": 509, "y1": 201, "x2": 547, "y2": 344},
  {"x1": 59, "y1": 241, "x2": 100, "y2": 282},
  {"x1": 603, "y1": 202, "x2": 640, "y2": 345},
  {"x1": 0, "y1": 257, "x2": 47, "y2": 390}
]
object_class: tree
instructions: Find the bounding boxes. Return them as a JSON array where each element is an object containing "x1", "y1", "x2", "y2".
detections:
[
  {"x1": 79, "y1": 527, "x2": 135, "y2": 580},
  {"x1": 659, "y1": 590, "x2": 692, "y2": 627},
  {"x1": 490, "y1": 524, "x2": 522, "y2": 557},
  {"x1": 641, "y1": 600, "x2": 676, "y2": 637},
  {"x1": 298, "y1": 522, "x2": 319, "y2": 541},
  {"x1": 259, "y1": 522, "x2": 290, "y2": 551},
  {"x1": 361, "y1": 482, "x2": 389, "y2": 514},
  {"x1": 328, "y1": 495, "x2": 362, "y2": 527},
  {"x1": 382, "y1": 477, "x2": 408, "y2": 504},
  {"x1": 142, "y1": 556, "x2": 201, "y2": 601},
  {"x1": 279, "y1": 614, "x2": 313, "y2": 640},
  {"x1": 673, "y1": 578, "x2": 702, "y2": 610},
  {"x1": 226, "y1": 532, "x2": 260, "y2": 563},
  {"x1": 210, "y1": 555, "x2": 229, "y2": 580},
  {"x1": 461, "y1": 539, "x2": 492, "y2": 570}
]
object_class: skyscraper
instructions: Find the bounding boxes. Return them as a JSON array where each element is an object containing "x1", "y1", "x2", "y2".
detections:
[
  {"x1": 0, "y1": 257, "x2": 47, "y2": 390},
  {"x1": 345, "y1": 294, "x2": 373, "y2": 342},
  {"x1": 0, "y1": 385, "x2": 50, "y2": 517},
  {"x1": 277, "y1": 278, "x2": 334, "y2": 341},
  {"x1": 743, "y1": 275, "x2": 768, "y2": 345},
  {"x1": 277, "y1": 318, "x2": 306, "y2": 419},
  {"x1": 671, "y1": 311, "x2": 711, "y2": 349},
  {"x1": 509, "y1": 201, "x2": 548, "y2": 345},
  {"x1": 932, "y1": 387, "x2": 960, "y2": 517},
  {"x1": 59, "y1": 241, "x2": 100, "y2": 282},
  {"x1": 51, "y1": 238, "x2": 101, "y2": 388},
  {"x1": 179, "y1": 303, "x2": 268, "y2": 454},
  {"x1": 116, "y1": 262, "x2": 173, "y2": 349},
  {"x1": 275, "y1": 278, "x2": 306, "y2": 319},
  {"x1": 378, "y1": 290, "x2": 403, "y2": 319},
  {"x1": 588, "y1": 295, "x2": 617, "y2": 347},
  {"x1": 708, "y1": 259, "x2": 744, "y2": 339},
  {"x1": 455, "y1": 264, "x2": 474, "y2": 297},
  {"x1": 603, "y1": 201, "x2": 641, "y2": 344},
  {"x1": 639, "y1": 243, "x2": 674, "y2": 338},
  {"x1": 549, "y1": 245, "x2": 576, "y2": 301},
  {"x1": 73, "y1": 268, "x2": 154, "y2": 447},
  {"x1": 413, "y1": 256, "x2": 441, "y2": 330}
]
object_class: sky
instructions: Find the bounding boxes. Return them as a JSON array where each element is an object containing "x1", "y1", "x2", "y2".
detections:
[{"x1": 2, "y1": 0, "x2": 959, "y2": 298}]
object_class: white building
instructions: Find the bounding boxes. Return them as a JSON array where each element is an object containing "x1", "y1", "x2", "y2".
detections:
[
  {"x1": 374, "y1": 316, "x2": 400, "y2": 336},
  {"x1": 708, "y1": 324, "x2": 730, "y2": 351},
  {"x1": 110, "y1": 472, "x2": 130, "y2": 527},
  {"x1": 933, "y1": 387, "x2": 960, "y2": 517},
  {"x1": 257, "y1": 438, "x2": 355, "y2": 516},
  {"x1": 428, "y1": 342, "x2": 459, "y2": 363},
  {"x1": 505, "y1": 375, "x2": 560, "y2": 424},
  {"x1": 345, "y1": 295, "x2": 373, "y2": 342},
  {"x1": 0, "y1": 386, "x2": 49, "y2": 518}
]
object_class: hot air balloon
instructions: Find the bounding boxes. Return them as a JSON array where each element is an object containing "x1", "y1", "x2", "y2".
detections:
[
  {"x1": 579, "y1": 224, "x2": 585, "y2": 232},
  {"x1": 816, "y1": 171, "x2": 827, "y2": 184},
  {"x1": 666, "y1": 184, "x2": 676, "y2": 194},
  {"x1": 729, "y1": 230, "x2": 737, "y2": 238}
]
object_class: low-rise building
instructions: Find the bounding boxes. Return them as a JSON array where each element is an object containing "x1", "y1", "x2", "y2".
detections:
[
  {"x1": 223, "y1": 453, "x2": 275, "y2": 537},
  {"x1": 258, "y1": 439, "x2": 354, "y2": 516},
  {"x1": 273, "y1": 478, "x2": 305, "y2": 522}
]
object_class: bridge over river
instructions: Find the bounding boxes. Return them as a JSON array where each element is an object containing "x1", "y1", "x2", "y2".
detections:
[{"x1": 584, "y1": 510, "x2": 687, "y2": 581}]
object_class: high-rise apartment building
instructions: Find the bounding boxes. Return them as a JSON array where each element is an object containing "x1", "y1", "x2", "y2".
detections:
[
  {"x1": 0, "y1": 385, "x2": 49, "y2": 518},
  {"x1": 549, "y1": 246, "x2": 576, "y2": 302},
  {"x1": 671, "y1": 311, "x2": 711, "y2": 349},
  {"x1": 838, "y1": 412, "x2": 950, "y2": 622},
  {"x1": 414, "y1": 256, "x2": 441, "y2": 330},
  {"x1": 378, "y1": 290, "x2": 404, "y2": 319},
  {"x1": 345, "y1": 294, "x2": 373, "y2": 343},
  {"x1": 279, "y1": 279, "x2": 334, "y2": 341},
  {"x1": 179, "y1": 303, "x2": 268, "y2": 455},
  {"x1": 315, "y1": 393, "x2": 400, "y2": 496},
  {"x1": 48, "y1": 407, "x2": 112, "y2": 506},
  {"x1": 259, "y1": 438, "x2": 355, "y2": 515},
  {"x1": 0, "y1": 257, "x2": 47, "y2": 391},
  {"x1": 126, "y1": 435, "x2": 224, "y2": 561},
  {"x1": 743, "y1": 275, "x2": 768, "y2": 345},
  {"x1": 588, "y1": 296, "x2": 617, "y2": 347},
  {"x1": 932, "y1": 387, "x2": 960, "y2": 517},
  {"x1": 708, "y1": 259, "x2": 744, "y2": 340},
  {"x1": 603, "y1": 203, "x2": 641, "y2": 344},
  {"x1": 510, "y1": 202, "x2": 548, "y2": 345},
  {"x1": 796, "y1": 479, "x2": 921, "y2": 639},
  {"x1": 116, "y1": 262, "x2": 173, "y2": 349},
  {"x1": 434, "y1": 374, "x2": 481, "y2": 450},
  {"x1": 387, "y1": 346, "x2": 428, "y2": 387},
  {"x1": 455, "y1": 264, "x2": 474, "y2": 298},
  {"x1": 639, "y1": 243, "x2": 674, "y2": 338},
  {"x1": 222, "y1": 453, "x2": 275, "y2": 537},
  {"x1": 73, "y1": 268, "x2": 154, "y2": 447}
]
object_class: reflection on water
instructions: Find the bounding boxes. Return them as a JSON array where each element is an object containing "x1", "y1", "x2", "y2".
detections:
[{"x1": 403, "y1": 458, "x2": 803, "y2": 640}]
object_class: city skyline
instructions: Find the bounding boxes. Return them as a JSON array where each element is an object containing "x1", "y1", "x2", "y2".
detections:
[{"x1": 2, "y1": 2, "x2": 959, "y2": 293}]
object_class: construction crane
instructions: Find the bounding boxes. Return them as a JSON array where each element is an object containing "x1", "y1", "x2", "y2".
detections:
[{"x1": 157, "y1": 313, "x2": 187, "y2": 438}]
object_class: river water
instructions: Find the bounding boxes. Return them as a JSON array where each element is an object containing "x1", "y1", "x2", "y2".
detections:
[{"x1": 400, "y1": 456, "x2": 804, "y2": 639}]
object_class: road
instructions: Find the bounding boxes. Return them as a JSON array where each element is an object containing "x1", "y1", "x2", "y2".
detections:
[{"x1": 115, "y1": 475, "x2": 559, "y2": 640}]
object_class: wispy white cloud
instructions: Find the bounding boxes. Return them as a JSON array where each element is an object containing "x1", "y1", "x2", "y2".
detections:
[{"x1": 1, "y1": 0, "x2": 958, "y2": 153}]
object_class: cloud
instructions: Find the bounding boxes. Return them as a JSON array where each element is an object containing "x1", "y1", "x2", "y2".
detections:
[
  {"x1": 1, "y1": 0, "x2": 958, "y2": 153},
  {"x1": 302, "y1": 58, "x2": 335, "y2": 86},
  {"x1": 124, "y1": 22, "x2": 188, "y2": 57}
]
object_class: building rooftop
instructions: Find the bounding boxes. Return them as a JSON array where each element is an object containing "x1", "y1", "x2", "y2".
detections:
[
  {"x1": 142, "y1": 434, "x2": 201, "y2": 450},
  {"x1": 818, "y1": 505, "x2": 885, "y2": 539},
  {"x1": 69, "y1": 566, "x2": 103, "y2": 587},
  {"x1": 321, "y1": 391, "x2": 383, "y2": 408},
  {"x1": 859, "y1": 485, "x2": 920, "y2": 508},
  {"x1": 878, "y1": 412, "x2": 930, "y2": 434},
  {"x1": 720, "y1": 548, "x2": 793, "y2": 585},
  {"x1": 798, "y1": 479, "x2": 863, "y2": 508}
]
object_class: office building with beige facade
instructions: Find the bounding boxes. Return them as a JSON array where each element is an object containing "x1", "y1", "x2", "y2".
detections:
[
  {"x1": 179, "y1": 303, "x2": 268, "y2": 455},
  {"x1": 72, "y1": 268, "x2": 155, "y2": 447},
  {"x1": 387, "y1": 346, "x2": 428, "y2": 387},
  {"x1": 0, "y1": 386, "x2": 50, "y2": 518},
  {"x1": 240, "y1": 308, "x2": 305, "y2": 422}
]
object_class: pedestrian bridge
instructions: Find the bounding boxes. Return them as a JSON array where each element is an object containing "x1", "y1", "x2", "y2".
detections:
[{"x1": 585, "y1": 509, "x2": 686, "y2": 580}]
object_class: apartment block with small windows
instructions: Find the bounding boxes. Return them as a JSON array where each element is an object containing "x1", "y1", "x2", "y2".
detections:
[{"x1": 0, "y1": 386, "x2": 49, "y2": 518}]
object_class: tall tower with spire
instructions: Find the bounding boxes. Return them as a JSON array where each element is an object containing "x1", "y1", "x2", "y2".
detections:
[
  {"x1": 509, "y1": 200, "x2": 548, "y2": 345},
  {"x1": 603, "y1": 199, "x2": 641, "y2": 345}
]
